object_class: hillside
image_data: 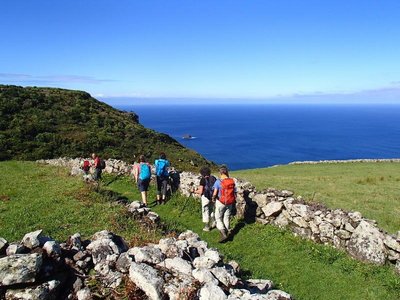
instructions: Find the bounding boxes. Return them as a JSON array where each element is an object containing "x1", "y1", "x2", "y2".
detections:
[
  {"x1": 1, "y1": 161, "x2": 399, "y2": 299},
  {"x1": 0, "y1": 85, "x2": 213, "y2": 170}
]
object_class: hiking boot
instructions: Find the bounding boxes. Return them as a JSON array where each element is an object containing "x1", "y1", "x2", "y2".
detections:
[
  {"x1": 203, "y1": 224, "x2": 211, "y2": 232},
  {"x1": 218, "y1": 230, "x2": 228, "y2": 243}
]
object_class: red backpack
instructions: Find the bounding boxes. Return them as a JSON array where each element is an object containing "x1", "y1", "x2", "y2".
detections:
[
  {"x1": 82, "y1": 160, "x2": 90, "y2": 172},
  {"x1": 219, "y1": 178, "x2": 236, "y2": 205}
]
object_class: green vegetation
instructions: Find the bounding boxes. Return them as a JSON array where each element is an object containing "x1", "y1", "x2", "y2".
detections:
[
  {"x1": 232, "y1": 162, "x2": 400, "y2": 234},
  {"x1": 0, "y1": 161, "x2": 160, "y2": 244},
  {"x1": 0, "y1": 85, "x2": 213, "y2": 171},
  {"x1": 1, "y1": 161, "x2": 399, "y2": 299},
  {"x1": 106, "y1": 172, "x2": 400, "y2": 300}
]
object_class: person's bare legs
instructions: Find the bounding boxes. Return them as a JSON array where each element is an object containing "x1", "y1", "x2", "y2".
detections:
[{"x1": 141, "y1": 191, "x2": 148, "y2": 206}]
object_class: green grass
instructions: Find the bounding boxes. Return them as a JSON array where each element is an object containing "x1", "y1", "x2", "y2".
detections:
[
  {"x1": 0, "y1": 161, "x2": 160, "y2": 244},
  {"x1": 106, "y1": 176, "x2": 400, "y2": 300},
  {"x1": 232, "y1": 162, "x2": 400, "y2": 234},
  {"x1": 1, "y1": 161, "x2": 399, "y2": 299}
]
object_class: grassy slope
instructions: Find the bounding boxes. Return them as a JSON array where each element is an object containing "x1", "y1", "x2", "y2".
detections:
[
  {"x1": 232, "y1": 162, "x2": 400, "y2": 234},
  {"x1": 106, "y1": 175, "x2": 400, "y2": 300},
  {"x1": 0, "y1": 161, "x2": 160, "y2": 244},
  {"x1": 1, "y1": 161, "x2": 399, "y2": 299}
]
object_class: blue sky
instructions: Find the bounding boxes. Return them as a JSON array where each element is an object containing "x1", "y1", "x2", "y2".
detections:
[{"x1": 1, "y1": 1, "x2": 400, "y2": 104}]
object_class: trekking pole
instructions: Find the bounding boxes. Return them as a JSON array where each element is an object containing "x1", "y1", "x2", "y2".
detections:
[{"x1": 179, "y1": 188, "x2": 194, "y2": 217}]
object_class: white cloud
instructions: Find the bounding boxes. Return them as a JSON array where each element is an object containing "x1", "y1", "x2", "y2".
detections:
[{"x1": 0, "y1": 73, "x2": 116, "y2": 84}]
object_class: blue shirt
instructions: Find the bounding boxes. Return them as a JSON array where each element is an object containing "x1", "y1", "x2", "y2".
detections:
[{"x1": 213, "y1": 179, "x2": 222, "y2": 197}]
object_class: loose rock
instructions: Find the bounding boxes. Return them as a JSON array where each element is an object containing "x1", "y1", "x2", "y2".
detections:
[
  {"x1": 0, "y1": 253, "x2": 43, "y2": 286},
  {"x1": 129, "y1": 262, "x2": 165, "y2": 300},
  {"x1": 347, "y1": 221, "x2": 386, "y2": 265}
]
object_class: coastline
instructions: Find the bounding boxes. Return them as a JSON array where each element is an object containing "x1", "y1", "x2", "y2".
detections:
[
  {"x1": 234, "y1": 158, "x2": 400, "y2": 171},
  {"x1": 288, "y1": 158, "x2": 400, "y2": 165}
]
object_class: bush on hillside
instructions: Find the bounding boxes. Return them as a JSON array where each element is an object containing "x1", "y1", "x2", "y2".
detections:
[{"x1": 0, "y1": 85, "x2": 213, "y2": 170}]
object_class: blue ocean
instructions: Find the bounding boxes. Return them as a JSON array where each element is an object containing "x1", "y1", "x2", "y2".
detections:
[{"x1": 116, "y1": 104, "x2": 400, "y2": 170}]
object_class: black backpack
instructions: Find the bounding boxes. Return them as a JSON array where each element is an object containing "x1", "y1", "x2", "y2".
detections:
[
  {"x1": 100, "y1": 159, "x2": 106, "y2": 169},
  {"x1": 203, "y1": 175, "x2": 216, "y2": 200}
]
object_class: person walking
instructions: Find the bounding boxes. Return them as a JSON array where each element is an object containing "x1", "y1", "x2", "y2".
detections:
[
  {"x1": 212, "y1": 165, "x2": 236, "y2": 243},
  {"x1": 196, "y1": 166, "x2": 217, "y2": 231},
  {"x1": 154, "y1": 152, "x2": 170, "y2": 204},
  {"x1": 81, "y1": 159, "x2": 91, "y2": 182},
  {"x1": 91, "y1": 153, "x2": 102, "y2": 181},
  {"x1": 133, "y1": 155, "x2": 151, "y2": 206}
]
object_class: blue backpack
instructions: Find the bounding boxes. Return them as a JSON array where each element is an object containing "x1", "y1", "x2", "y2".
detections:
[
  {"x1": 156, "y1": 159, "x2": 169, "y2": 177},
  {"x1": 139, "y1": 163, "x2": 151, "y2": 180}
]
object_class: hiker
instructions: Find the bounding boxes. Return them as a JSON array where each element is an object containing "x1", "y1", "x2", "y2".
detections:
[
  {"x1": 81, "y1": 159, "x2": 91, "y2": 182},
  {"x1": 133, "y1": 155, "x2": 151, "y2": 206},
  {"x1": 91, "y1": 153, "x2": 103, "y2": 181},
  {"x1": 81, "y1": 159, "x2": 90, "y2": 174},
  {"x1": 168, "y1": 167, "x2": 181, "y2": 194},
  {"x1": 196, "y1": 166, "x2": 217, "y2": 231},
  {"x1": 212, "y1": 165, "x2": 236, "y2": 243},
  {"x1": 155, "y1": 152, "x2": 170, "y2": 204}
]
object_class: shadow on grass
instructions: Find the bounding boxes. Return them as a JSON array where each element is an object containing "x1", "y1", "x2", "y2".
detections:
[
  {"x1": 96, "y1": 188, "x2": 129, "y2": 205},
  {"x1": 227, "y1": 220, "x2": 247, "y2": 242},
  {"x1": 227, "y1": 190, "x2": 258, "y2": 241}
]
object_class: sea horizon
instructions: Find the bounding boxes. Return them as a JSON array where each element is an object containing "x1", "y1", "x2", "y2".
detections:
[
  {"x1": 113, "y1": 103, "x2": 400, "y2": 170},
  {"x1": 103, "y1": 97, "x2": 400, "y2": 107}
]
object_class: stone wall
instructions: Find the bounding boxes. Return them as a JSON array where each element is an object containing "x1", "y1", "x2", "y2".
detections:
[
  {"x1": 0, "y1": 205, "x2": 292, "y2": 299},
  {"x1": 289, "y1": 158, "x2": 400, "y2": 165},
  {"x1": 37, "y1": 157, "x2": 133, "y2": 176},
  {"x1": 38, "y1": 158, "x2": 400, "y2": 274},
  {"x1": 179, "y1": 171, "x2": 400, "y2": 273}
]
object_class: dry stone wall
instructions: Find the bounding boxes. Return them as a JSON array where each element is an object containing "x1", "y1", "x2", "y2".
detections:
[
  {"x1": 289, "y1": 158, "x2": 400, "y2": 165},
  {"x1": 0, "y1": 205, "x2": 292, "y2": 300},
  {"x1": 38, "y1": 158, "x2": 400, "y2": 274},
  {"x1": 179, "y1": 171, "x2": 400, "y2": 273}
]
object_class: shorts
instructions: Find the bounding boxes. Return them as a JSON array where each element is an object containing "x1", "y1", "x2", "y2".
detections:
[{"x1": 138, "y1": 178, "x2": 150, "y2": 192}]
